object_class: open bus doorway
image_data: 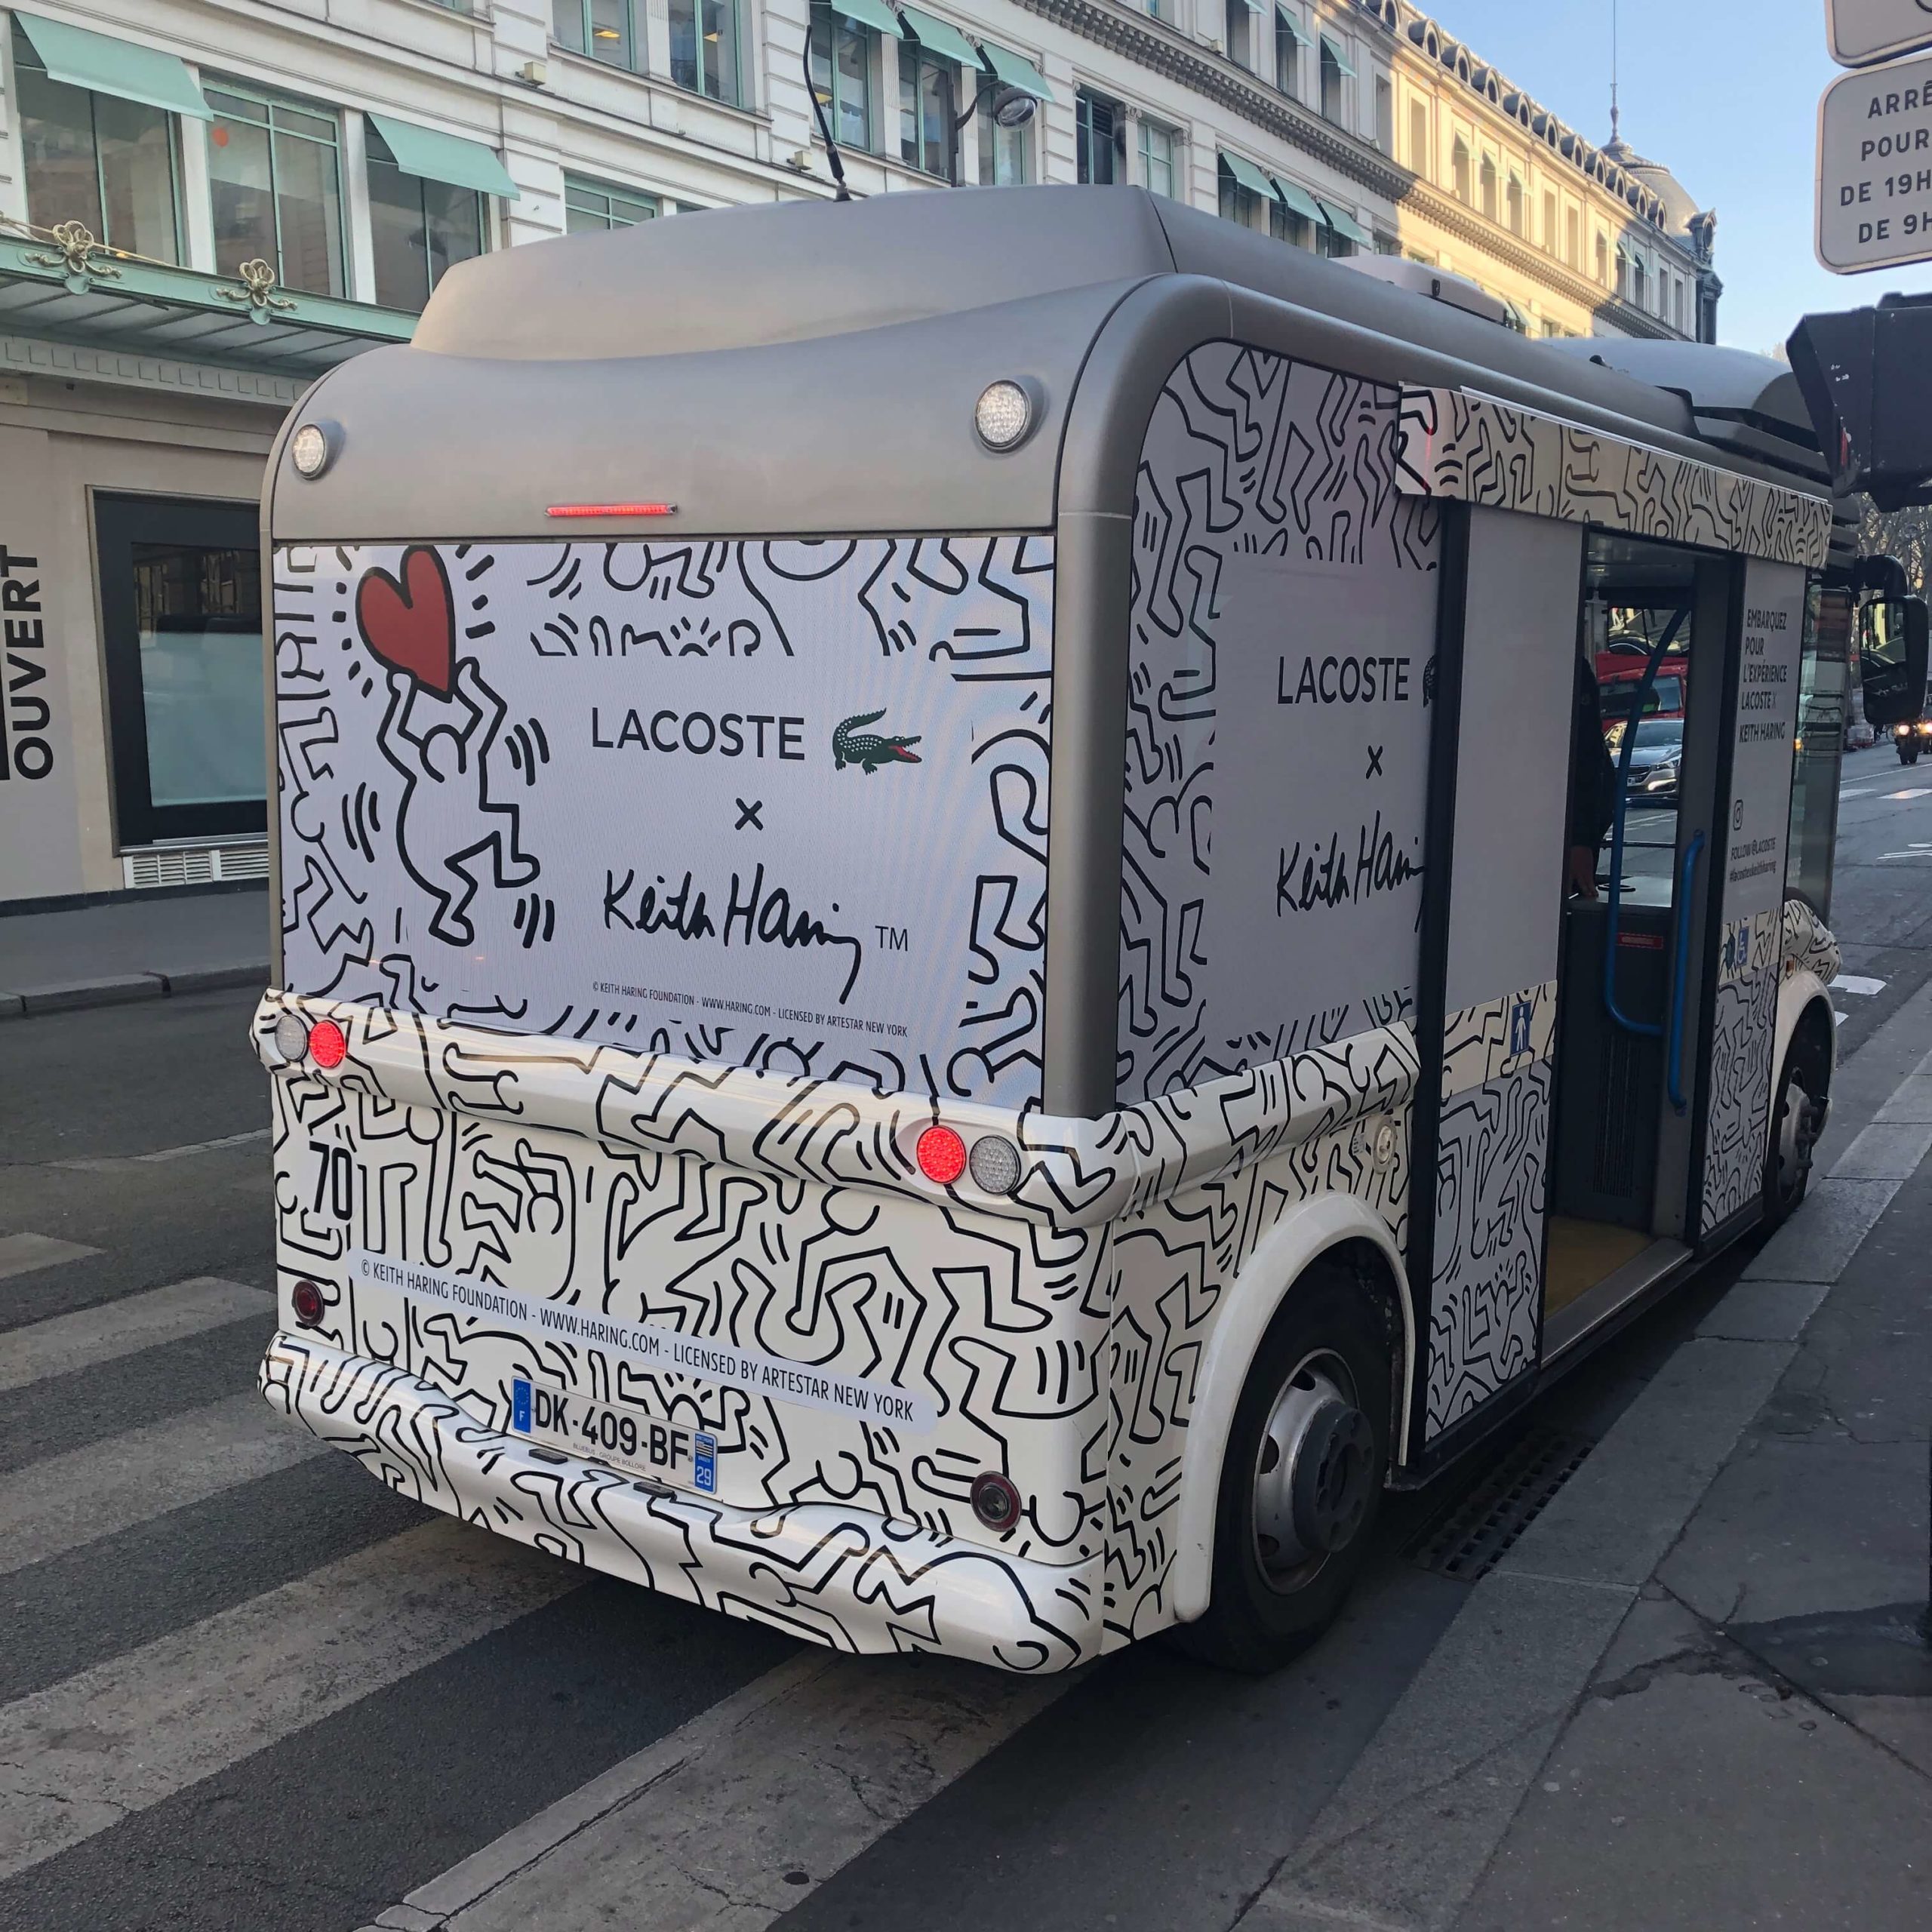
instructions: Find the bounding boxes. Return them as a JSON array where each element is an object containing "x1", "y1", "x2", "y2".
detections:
[{"x1": 1545, "y1": 534, "x2": 1723, "y2": 1327}]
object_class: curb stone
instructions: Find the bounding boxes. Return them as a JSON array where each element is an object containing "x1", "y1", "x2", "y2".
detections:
[{"x1": 0, "y1": 961, "x2": 268, "y2": 1020}]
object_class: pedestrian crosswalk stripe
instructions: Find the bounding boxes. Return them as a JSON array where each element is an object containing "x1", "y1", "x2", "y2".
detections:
[
  {"x1": 0, "y1": 1518, "x2": 579, "y2": 1884},
  {"x1": 357, "y1": 1646, "x2": 1072, "y2": 1932},
  {"x1": 0, "y1": 1275, "x2": 271, "y2": 1394},
  {"x1": 0, "y1": 1232, "x2": 100, "y2": 1284},
  {"x1": 0, "y1": 1391, "x2": 325, "y2": 1577}
]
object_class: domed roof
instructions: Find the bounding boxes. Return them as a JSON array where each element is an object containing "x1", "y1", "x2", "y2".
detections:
[{"x1": 1602, "y1": 135, "x2": 1702, "y2": 236}]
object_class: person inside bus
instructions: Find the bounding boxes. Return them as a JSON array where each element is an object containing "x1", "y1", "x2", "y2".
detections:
[{"x1": 1567, "y1": 656, "x2": 1619, "y2": 899}]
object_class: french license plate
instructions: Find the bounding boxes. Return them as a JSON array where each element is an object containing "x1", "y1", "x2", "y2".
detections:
[{"x1": 510, "y1": 1378, "x2": 716, "y2": 1494}]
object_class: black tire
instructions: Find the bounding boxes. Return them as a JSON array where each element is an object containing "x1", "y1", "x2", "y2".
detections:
[
  {"x1": 1172, "y1": 1269, "x2": 1391, "y2": 1675},
  {"x1": 1763, "y1": 1034, "x2": 1826, "y2": 1229},
  {"x1": 1899, "y1": 740, "x2": 1919, "y2": 765}
]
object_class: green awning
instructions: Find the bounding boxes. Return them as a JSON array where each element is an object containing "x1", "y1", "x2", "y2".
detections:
[
  {"x1": 1221, "y1": 152, "x2": 1276, "y2": 200},
  {"x1": 978, "y1": 39, "x2": 1054, "y2": 102},
  {"x1": 1270, "y1": 175, "x2": 1325, "y2": 225},
  {"x1": 15, "y1": 12, "x2": 211, "y2": 120},
  {"x1": 898, "y1": 5, "x2": 977, "y2": 65},
  {"x1": 366, "y1": 113, "x2": 520, "y2": 200},
  {"x1": 1318, "y1": 198, "x2": 1372, "y2": 246},
  {"x1": 1275, "y1": 4, "x2": 1308, "y2": 42},
  {"x1": 1320, "y1": 33, "x2": 1357, "y2": 78},
  {"x1": 838, "y1": 0, "x2": 906, "y2": 36}
]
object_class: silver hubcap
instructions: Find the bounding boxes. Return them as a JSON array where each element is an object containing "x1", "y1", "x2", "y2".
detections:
[
  {"x1": 1775, "y1": 1072, "x2": 1817, "y2": 1203},
  {"x1": 1251, "y1": 1350, "x2": 1377, "y2": 1594}
]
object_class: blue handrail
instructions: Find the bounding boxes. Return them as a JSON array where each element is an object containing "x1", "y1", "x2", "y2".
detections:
[
  {"x1": 1667, "y1": 832, "x2": 1705, "y2": 1115},
  {"x1": 1601, "y1": 605, "x2": 1690, "y2": 1038}
]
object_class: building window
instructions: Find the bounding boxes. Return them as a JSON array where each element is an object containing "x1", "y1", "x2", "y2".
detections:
[
  {"x1": 1632, "y1": 256, "x2": 1647, "y2": 309},
  {"x1": 1407, "y1": 99, "x2": 1429, "y2": 174},
  {"x1": 1139, "y1": 119, "x2": 1177, "y2": 199},
  {"x1": 552, "y1": 2, "x2": 641, "y2": 72},
  {"x1": 1451, "y1": 138, "x2": 1471, "y2": 203},
  {"x1": 1225, "y1": 0, "x2": 1258, "y2": 72},
  {"x1": 1506, "y1": 173, "x2": 1524, "y2": 235},
  {"x1": 977, "y1": 103, "x2": 1032, "y2": 185},
  {"x1": 1478, "y1": 154, "x2": 1497, "y2": 221},
  {"x1": 1277, "y1": 14, "x2": 1303, "y2": 97},
  {"x1": 365, "y1": 127, "x2": 484, "y2": 313},
  {"x1": 1318, "y1": 38, "x2": 1346, "y2": 123},
  {"x1": 1076, "y1": 88, "x2": 1121, "y2": 185},
  {"x1": 1543, "y1": 189, "x2": 1558, "y2": 252},
  {"x1": 1565, "y1": 206, "x2": 1580, "y2": 268},
  {"x1": 565, "y1": 177, "x2": 660, "y2": 231},
  {"x1": 900, "y1": 39, "x2": 958, "y2": 179},
  {"x1": 809, "y1": 1, "x2": 875, "y2": 153},
  {"x1": 96, "y1": 494, "x2": 265, "y2": 849},
  {"x1": 669, "y1": 0, "x2": 743, "y2": 105},
  {"x1": 12, "y1": 24, "x2": 180, "y2": 262},
  {"x1": 1595, "y1": 231, "x2": 1608, "y2": 284},
  {"x1": 1672, "y1": 276, "x2": 1685, "y2": 332},
  {"x1": 205, "y1": 82, "x2": 343, "y2": 297},
  {"x1": 1217, "y1": 155, "x2": 1266, "y2": 232},
  {"x1": 1375, "y1": 77, "x2": 1392, "y2": 151}
]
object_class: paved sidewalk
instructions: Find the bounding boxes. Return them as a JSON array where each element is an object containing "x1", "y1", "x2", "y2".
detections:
[
  {"x1": 1239, "y1": 986, "x2": 1932, "y2": 1932},
  {"x1": 0, "y1": 890, "x2": 270, "y2": 1019}
]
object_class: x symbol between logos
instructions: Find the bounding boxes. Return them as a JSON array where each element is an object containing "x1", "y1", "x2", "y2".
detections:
[
  {"x1": 735, "y1": 798, "x2": 764, "y2": 830},
  {"x1": 1365, "y1": 744, "x2": 1384, "y2": 780}
]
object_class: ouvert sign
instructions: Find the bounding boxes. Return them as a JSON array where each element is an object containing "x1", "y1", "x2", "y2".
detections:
[
  {"x1": 1817, "y1": 48, "x2": 1932, "y2": 270},
  {"x1": 1827, "y1": 0, "x2": 1932, "y2": 69}
]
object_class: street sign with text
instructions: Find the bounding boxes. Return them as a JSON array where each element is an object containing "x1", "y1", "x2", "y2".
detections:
[
  {"x1": 1829, "y1": 0, "x2": 1932, "y2": 69},
  {"x1": 1817, "y1": 49, "x2": 1932, "y2": 270}
]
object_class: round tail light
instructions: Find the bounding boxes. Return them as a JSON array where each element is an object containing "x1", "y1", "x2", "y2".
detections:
[
  {"x1": 272, "y1": 1011, "x2": 310, "y2": 1063},
  {"x1": 308, "y1": 1019, "x2": 348, "y2": 1069},
  {"x1": 970, "y1": 1469, "x2": 1023, "y2": 1533},
  {"x1": 291, "y1": 1280, "x2": 325, "y2": 1326},
  {"x1": 915, "y1": 1125, "x2": 968, "y2": 1186},
  {"x1": 968, "y1": 1134, "x2": 1022, "y2": 1195}
]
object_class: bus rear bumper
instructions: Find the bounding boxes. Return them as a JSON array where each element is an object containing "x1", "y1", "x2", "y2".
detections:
[{"x1": 260, "y1": 1334, "x2": 1096, "y2": 1673}]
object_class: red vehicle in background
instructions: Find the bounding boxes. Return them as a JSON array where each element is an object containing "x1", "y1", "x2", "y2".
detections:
[{"x1": 1596, "y1": 645, "x2": 1690, "y2": 747}]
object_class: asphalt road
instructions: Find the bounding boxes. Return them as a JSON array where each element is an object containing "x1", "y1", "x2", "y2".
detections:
[{"x1": 0, "y1": 755, "x2": 1922, "y2": 1932}]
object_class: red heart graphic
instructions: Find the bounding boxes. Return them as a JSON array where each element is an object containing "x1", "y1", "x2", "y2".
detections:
[{"x1": 355, "y1": 546, "x2": 454, "y2": 694}]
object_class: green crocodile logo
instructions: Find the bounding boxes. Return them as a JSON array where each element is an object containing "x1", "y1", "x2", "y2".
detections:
[{"x1": 832, "y1": 709, "x2": 922, "y2": 774}]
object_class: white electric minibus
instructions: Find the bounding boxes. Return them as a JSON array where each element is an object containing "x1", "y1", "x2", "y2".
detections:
[{"x1": 253, "y1": 186, "x2": 1921, "y2": 1672}]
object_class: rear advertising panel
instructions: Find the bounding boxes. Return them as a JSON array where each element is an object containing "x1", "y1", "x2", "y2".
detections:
[{"x1": 272, "y1": 536, "x2": 1053, "y2": 1106}]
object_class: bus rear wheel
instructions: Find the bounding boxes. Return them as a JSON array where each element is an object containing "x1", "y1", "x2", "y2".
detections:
[
  {"x1": 1764, "y1": 1036, "x2": 1826, "y2": 1229},
  {"x1": 1176, "y1": 1270, "x2": 1391, "y2": 1675}
]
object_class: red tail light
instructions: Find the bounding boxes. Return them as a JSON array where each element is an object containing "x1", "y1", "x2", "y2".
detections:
[
  {"x1": 915, "y1": 1125, "x2": 968, "y2": 1186},
  {"x1": 291, "y1": 1280, "x2": 325, "y2": 1326},
  {"x1": 308, "y1": 1020, "x2": 347, "y2": 1069}
]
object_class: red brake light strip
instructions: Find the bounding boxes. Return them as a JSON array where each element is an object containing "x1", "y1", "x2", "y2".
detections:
[{"x1": 546, "y1": 503, "x2": 678, "y2": 518}]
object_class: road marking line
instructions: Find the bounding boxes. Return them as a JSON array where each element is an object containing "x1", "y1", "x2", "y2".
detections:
[
  {"x1": 48, "y1": 1128, "x2": 269, "y2": 1173},
  {"x1": 355, "y1": 1648, "x2": 1074, "y2": 1932},
  {"x1": 0, "y1": 1276, "x2": 272, "y2": 1394},
  {"x1": 1832, "y1": 975, "x2": 1887, "y2": 996},
  {"x1": 0, "y1": 1232, "x2": 99, "y2": 1283},
  {"x1": 0, "y1": 1518, "x2": 578, "y2": 1884},
  {"x1": 0, "y1": 1392, "x2": 326, "y2": 1576},
  {"x1": 1838, "y1": 787, "x2": 1874, "y2": 799},
  {"x1": 1884, "y1": 786, "x2": 1932, "y2": 799}
]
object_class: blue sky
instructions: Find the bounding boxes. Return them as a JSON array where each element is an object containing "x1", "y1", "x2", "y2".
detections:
[{"x1": 1432, "y1": 0, "x2": 1932, "y2": 351}]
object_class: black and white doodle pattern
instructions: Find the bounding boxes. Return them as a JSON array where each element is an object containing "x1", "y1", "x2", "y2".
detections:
[
  {"x1": 1395, "y1": 388, "x2": 1832, "y2": 571},
  {"x1": 1783, "y1": 896, "x2": 1841, "y2": 989},
  {"x1": 257, "y1": 984, "x2": 1418, "y2": 1663},
  {"x1": 1119, "y1": 343, "x2": 1441, "y2": 1103},
  {"x1": 273, "y1": 537, "x2": 1053, "y2": 1109},
  {"x1": 1700, "y1": 906, "x2": 1783, "y2": 1232},
  {"x1": 1426, "y1": 983, "x2": 1558, "y2": 1436}
]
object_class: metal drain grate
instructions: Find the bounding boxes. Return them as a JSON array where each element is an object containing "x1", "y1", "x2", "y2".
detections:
[{"x1": 1407, "y1": 1429, "x2": 1595, "y2": 1581}]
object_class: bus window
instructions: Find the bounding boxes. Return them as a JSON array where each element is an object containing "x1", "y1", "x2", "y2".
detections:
[{"x1": 1787, "y1": 584, "x2": 1849, "y2": 920}]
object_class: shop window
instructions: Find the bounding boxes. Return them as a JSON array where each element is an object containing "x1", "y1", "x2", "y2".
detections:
[
  {"x1": 977, "y1": 102, "x2": 1032, "y2": 185},
  {"x1": 809, "y1": 1, "x2": 875, "y2": 154},
  {"x1": 1076, "y1": 89, "x2": 1122, "y2": 185},
  {"x1": 97, "y1": 496, "x2": 264, "y2": 849},
  {"x1": 552, "y1": 1, "x2": 641, "y2": 72},
  {"x1": 11, "y1": 23, "x2": 180, "y2": 261},
  {"x1": 900, "y1": 40, "x2": 958, "y2": 179},
  {"x1": 205, "y1": 82, "x2": 344, "y2": 297},
  {"x1": 1217, "y1": 156, "x2": 1266, "y2": 232},
  {"x1": 366, "y1": 128, "x2": 485, "y2": 313},
  {"x1": 669, "y1": 0, "x2": 743, "y2": 106},
  {"x1": 565, "y1": 177, "x2": 661, "y2": 231},
  {"x1": 1139, "y1": 119, "x2": 1177, "y2": 199}
]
